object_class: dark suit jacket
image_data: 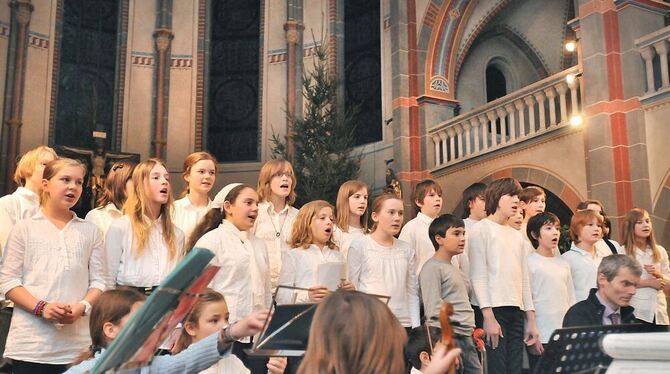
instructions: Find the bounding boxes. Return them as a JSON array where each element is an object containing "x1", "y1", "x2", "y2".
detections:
[{"x1": 563, "y1": 288, "x2": 635, "y2": 328}]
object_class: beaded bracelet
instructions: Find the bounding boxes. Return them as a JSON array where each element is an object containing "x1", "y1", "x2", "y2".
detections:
[{"x1": 33, "y1": 300, "x2": 47, "y2": 317}]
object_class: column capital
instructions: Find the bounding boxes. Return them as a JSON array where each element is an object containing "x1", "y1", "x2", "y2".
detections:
[
  {"x1": 514, "y1": 99, "x2": 525, "y2": 110},
  {"x1": 153, "y1": 28, "x2": 174, "y2": 52},
  {"x1": 653, "y1": 40, "x2": 668, "y2": 55},
  {"x1": 639, "y1": 45, "x2": 655, "y2": 61},
  {"x1": 555, "y1": 81, "x2": 568, "y2": 95},
  {"x1": 10, "y1": 0, "x2": 34, "y2": 25},
  {"x1": 284, "y1": 20, "x2": 304, "y2": 44}
]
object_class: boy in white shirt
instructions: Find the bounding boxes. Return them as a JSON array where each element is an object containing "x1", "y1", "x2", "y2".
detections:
[
  {"x1": 525, "y1": 212, "x2": 575, "y2": 372},
  {"x1": 576, "y1": 200, "x2": 623, "y2": 256},
  {"x1": 468, "y1": 178, "x2": 538, "y2": 374},
  {"x1": 461, "y1": 182, "x2": 487, "y2": 230},
  {"x1": 399, "y1": 179, "x2": 443, "y2": 273},
  {"x1": 460, "y1": 182, "x2": 487, "y2": 308}
]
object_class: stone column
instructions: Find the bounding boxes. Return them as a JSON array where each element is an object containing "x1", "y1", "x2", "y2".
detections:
[
  {"x1": 2, "y1": 0, "x2": 33, "y2": 193},
  {"x1": 151, "y1": 0, "x2": 173, "y2": 159},
  {"x1": 284, "y1": 0, "x2": 304, "y2": 161}
]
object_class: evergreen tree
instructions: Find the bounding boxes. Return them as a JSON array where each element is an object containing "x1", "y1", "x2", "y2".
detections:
[{"x1": 271, "y1": 44, "x2": 360, "y2": 207}]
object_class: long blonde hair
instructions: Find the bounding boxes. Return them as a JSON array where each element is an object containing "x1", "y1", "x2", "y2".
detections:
[
  {"x1": 335, "y1": 180, "x2": 368, "y2": 232},
  {"x1": 289, "y1": 200, "x2": 337, "y2": 250},
  {"x1": 122, "y1": 158, "x2": 179, "y2": 259},
  {"x1": 622, "y1": 208, "x2": 661, "y2": 262},
  {"x1": 257, "y1": 159, "x2": 297, "y2": 205},
  {"x1": 298, "y1": 291, "x2": 407, "y2": 374}
]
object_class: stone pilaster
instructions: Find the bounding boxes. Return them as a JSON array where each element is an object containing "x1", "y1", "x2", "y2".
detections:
[
  {"x1": 1, "y1": 0, "x2": 33, "y2": 194},
  {"x1": 577, "y1": 0, "x2": 668, "y2": 235}
]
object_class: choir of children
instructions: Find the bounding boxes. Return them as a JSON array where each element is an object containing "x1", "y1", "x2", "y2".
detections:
[{"x1": 0, "y1": 147, "x2": 667, "y2": 374}]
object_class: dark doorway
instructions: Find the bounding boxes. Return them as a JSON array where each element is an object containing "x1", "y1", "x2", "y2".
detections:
[{"x1": 486, "y1": 65, "x2": 507, "y2": 102}]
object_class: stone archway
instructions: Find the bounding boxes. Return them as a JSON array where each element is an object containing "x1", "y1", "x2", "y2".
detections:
[{"x1": 451, "y1": 166, "x2": 583, "y2": 220}]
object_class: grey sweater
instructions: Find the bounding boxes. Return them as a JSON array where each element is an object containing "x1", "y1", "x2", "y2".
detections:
[{"x1": 419, "y1": 257, "x2": 475, "y2": 336}]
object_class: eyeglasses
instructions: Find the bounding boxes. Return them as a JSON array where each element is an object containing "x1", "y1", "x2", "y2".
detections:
[{"x1": 111, "y1": 164, "x2": 125, "y2": 172}]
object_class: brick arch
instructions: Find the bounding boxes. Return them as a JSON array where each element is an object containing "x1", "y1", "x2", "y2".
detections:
[
  {"x1": 451, "y1": 166, "x2": 583, "y2": 218},
  {"x1": 483, "y1": 167, "x2": 583, "y2": 209},
  {"x1": 418, "y1": 0, "x2": 510, "y2": 100}
]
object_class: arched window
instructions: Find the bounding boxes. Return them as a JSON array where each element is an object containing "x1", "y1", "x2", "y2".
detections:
[
  {"x1": 486, "y1": 65, "x2": 507, "y2": 102},
  {"x1": 206, "y1": 0, "x2": 261, "y2": 162},
  {"x1": 54, "y1": 0, "x2": 121, "y2": 149},
  {"x1": 345, "y1": 0, "x2": 382, "y2": 145}
]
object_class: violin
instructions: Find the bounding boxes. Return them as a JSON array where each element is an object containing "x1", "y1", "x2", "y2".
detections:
[{"x1": 439, "y1": 303, "x2": 457, "y2": 374}]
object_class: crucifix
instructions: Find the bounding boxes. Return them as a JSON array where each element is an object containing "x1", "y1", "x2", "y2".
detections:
[{"x1": 56, "y1": 131, "x2": 139, "y2": 216}]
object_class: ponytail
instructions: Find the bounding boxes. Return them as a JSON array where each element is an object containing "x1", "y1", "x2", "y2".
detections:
[{"x1": 186, "y1": 208, "x2": 224, "y2": 252}]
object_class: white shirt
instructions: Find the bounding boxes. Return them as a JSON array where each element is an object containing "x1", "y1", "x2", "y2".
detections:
[
  {"x1": 468, "y1": 218, "x2": 534, "y2": 311},
  {"x1": 527, "y1": 252, "x2": 576, "y2": 343},
  {"x1": 84, "y1": 203, "x2": 123, "y2": 237},
  {"x1": 332, "y1": 225, "x2": 366, "y2": 259},
  {"x1": 0, "y1": 187, "x2": 40, "y2": 253},
  {"x1": 399, "y1": 212, "x2": 436, "y2": 274},
  {"x1": 348, "y1": 236, "x2": 420, "y2": 327},
  {"x1": 251, "y1": 201, "x2": 298, "y2": 289},
  {"x1": 173, "y1": 196, "x2": 211, "y2": 243},
  {"x1": 562, "y1": 243, "x2": 604, "y2": 302},
  {"x1": 195, "y1": 220, "x2": 272, "y2": 328},
  {"x1": 628, "y1": 245, "x2": 670, "y2": 324},
  {"x1": 0, "y1": 211, "x2": 108, "y2": 364},
  {"x1": 277, "y1": 244, "x2": 345, "y2": 304},
  {"x1": 462, "y1": 218, "x2": 480, "y2": 303},
  {"x1": 105, "y1": 215, "x2": 185, "y2": 287},
  {"x1": 199, "y1": 355, "x2": 250, "y2": 374}
]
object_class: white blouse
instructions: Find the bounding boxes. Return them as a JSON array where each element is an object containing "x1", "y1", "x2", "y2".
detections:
[
  {"x1": 347, "y1": 236, "x2": 420, "y2": 327},
  {"x1": 105, "y1": 215, "x2": 185, "y2": 287},
  {"x1": 0, "y1": 187, "x2": 40, "y2": 253},
  {"x1": 84, "y1": 203, "x2": 123, "y2": 237},
  {"x1": 251, "y1": 201, "x2": 298, "y2": 289},
  {"x1": 561, "y1": 244, "x2": 604, "y2": 302},
  {"x1": 527, "y1": 252, "x2": 576, "y2": 343},
  {"x1": 0, "y1": 211, "x2": 108, "y2": 364},
  {"x1": 277, "y1": 244, "x2": 345, "y2": 304},
  {"x1": 195, "y1": 220, "x2": 272, "y2": 328},
  {"x1": 173, "y1": 196, "x2": 211, "y2": 244},
  {"x1": 468, "y1": 218, "x2": 534, "y2": 311},
  {"x1": 332, "y1": 225, "x2": 366, "y2": 259},
  {"x1": 628, "y1": 245, "x2": 670, "y2": 324}
]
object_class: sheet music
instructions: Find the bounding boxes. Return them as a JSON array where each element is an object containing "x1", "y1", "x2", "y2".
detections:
[{"x1": 316, "y1": 262, "x2": 345, "y2": 291}]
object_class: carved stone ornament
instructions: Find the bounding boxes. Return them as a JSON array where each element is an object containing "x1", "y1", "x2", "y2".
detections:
[
  {"x1": 154, "y1": 29, "x2": 174, "y2": 52},
  {"x1": 430, "y1": 76, "x2": 450, "y2": 93},
  {"x1": 12, "y1": 0, "x2": 34, "y2": 26}
]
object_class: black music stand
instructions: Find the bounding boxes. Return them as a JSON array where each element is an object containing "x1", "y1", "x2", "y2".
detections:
[
  {"x1": 246, "y1": 286, "x2": 391, "y2": 357},
  {"x1": 534, "y1": 323, "x2": 667, "y2": 374}
]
